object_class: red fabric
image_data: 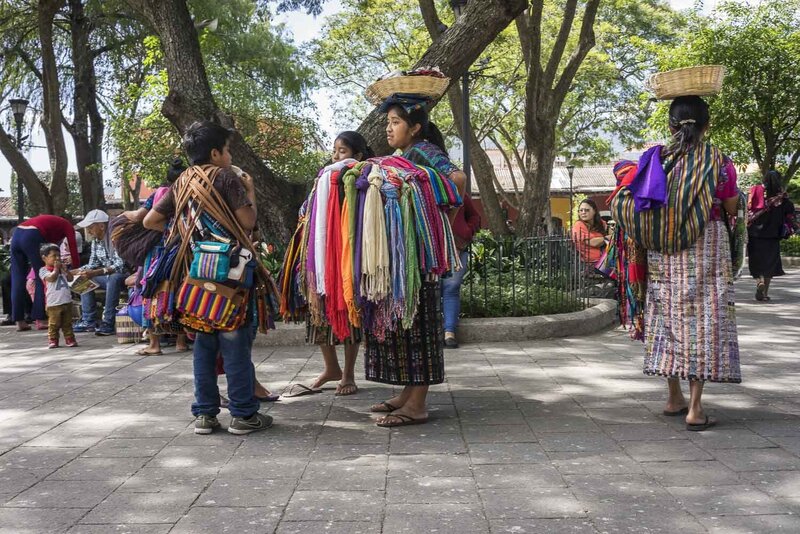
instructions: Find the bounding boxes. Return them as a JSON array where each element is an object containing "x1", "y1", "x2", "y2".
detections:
[
  {"x1": 24, "y1": 215, "x2": 80, "y2": 267},
  {"x1": 324, "y1": 170, "x2": 349, "y2": 342},
  {"x1": 451, "y1": 196, "x2": 481, "y2": 249}
]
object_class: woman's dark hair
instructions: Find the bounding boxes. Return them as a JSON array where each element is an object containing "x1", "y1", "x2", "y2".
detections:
[
  {"x1": 388, "y1": 104, "x2": 447, "y2": 153},
  {"x1": 763, "y1": 169, "x2": 784, "y2": 198},
  {"x1": 166, "y1": 157, "x2": 187, "y2": 184},
  {"x1": 668, "y1": 95, "x2": 710, "y2": 154},
  {"x1": 579, "y1": 199, "x2": 604, "y2": 233},
  {"x1": 335, "y1": 131, "x2": 374, "y2": 160},
  {"x1": 183, "y1": 121, "x2": 234, "y2": 165}
]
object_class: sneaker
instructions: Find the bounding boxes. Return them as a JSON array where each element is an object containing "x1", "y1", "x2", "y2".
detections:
[
  {"x1": 73, "y1": 321, "x2": 96, "y2": 333},
  {"x1": 194, "y1": 415, "x2": 221, "y2": 435},
  {"x1": 65, "y1": 336, "x2": 78, "y2": 347},
  {"x1": 444, "y1": 336, "x2": 459, "y2": 349},
  {"x1": 95, "y1": 322, "x2": 115, "y2": 336},
  {"x1": 228, "y1": 412, "x2": 273, "y2": 435},
  {"x1": 48, "y1": 339, "x2": 58, "y2": 349}
]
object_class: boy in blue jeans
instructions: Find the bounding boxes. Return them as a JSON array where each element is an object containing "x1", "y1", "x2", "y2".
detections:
[{"x1": 143, "y1": 121, "x2": 271, "y2": 436}]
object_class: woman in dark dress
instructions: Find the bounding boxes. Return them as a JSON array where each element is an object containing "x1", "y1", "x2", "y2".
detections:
[
  {"x1": 367, "y1": 97, "x2": 466, "y2": 427},
  {"x1": 747, "y1": 170, "x2": 795, "y2": 301}
]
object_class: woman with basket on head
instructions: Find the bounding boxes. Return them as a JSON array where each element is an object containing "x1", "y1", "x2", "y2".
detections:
[
  {"x1": 610, "y1": 66, "x2": 741, "y2": 432},
  {"x1": 747, "y1": 170, "x2": 795, "y2": 302}
]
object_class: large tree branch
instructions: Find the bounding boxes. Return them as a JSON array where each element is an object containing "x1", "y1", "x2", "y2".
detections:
[
  {"x1": 0, "y1": 122, "x2": 52, "y2": 213},
  {"x1": 543, "y1": 0, "x2": 578, "y2": 89},
  {"x1": 553, "y1": 0, "x2": 600, "y2": 103}
]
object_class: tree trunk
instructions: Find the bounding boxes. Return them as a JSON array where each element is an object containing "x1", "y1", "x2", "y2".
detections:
[
  {"x1": 68, "y1": 0, "x2": 106, "y2": 215},
  {"x1": 124, "y1": 0, "x2": 304, "y2": 243},
  {"x1": 417, "y1": 0, "x2": 510, "y2": 236},
  {"x1": 358, "y1": 0, "x2": 528, "y2": 155},
  {"x1": 0, "y1": 124, "x2": 53, "y2": 215},
  {"x1": 38, "y1": 0, "x2": 70, "y2": 215},
  {"x1": 517, "y1": 125, "x2": 557, "y2": 236}
]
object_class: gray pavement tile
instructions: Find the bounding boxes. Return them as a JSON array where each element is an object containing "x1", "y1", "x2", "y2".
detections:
[
  {"x1": 0, "y1": 446, "x2": 84, "y2": 470},
  {"x1": 386, "y1": 476, "x2": 479, "y2": 503},
  {"x1": 538, "y1": 433, "x2": 622, "y2": 453},
  {"x1": 527, "y1": 416, "x2": 602, "y2": 434},
  {"x1": 383, "y1": 503, "x2": 489, "y2": 533},
  {"x1": 564, "y1": 474, "x2": 675, "y2": 504},
  {"x1": 479, "y1": 488, "x2": 587, "y2": 519},
  {"x1": 456, "y1": 409, "x2": 528, "y2": 426},
  {"x1": 550, "y1": 453, "x2": 644, "y2": 475},
  {"x1": 276, "y1": 521, "x2": 381, "y2": 534},
  {"x1": 489, "y1": 518, "x2": 598, "y2": 533},
  {"x1": 666, "y1": 484, "x2": 791, "y2": 515},
  {"x1": 0, "y1": 467, "x2": 51, "y2": 494},
  {"x1": 641, "y1": 460, "x2": 741, "y2": 487},
  {"x1": 67, "y1": 525, "x2": 173, "y2": 534},
  {"x1": 170, "y1": 506, "x2": 282, "y2": 534},
  {"x1": 218, "y1": 456, "x2": 308, "y2": 479},
  {"x1": 473, "y1": 463, "x2": 565, "y2": 489},
  {"x1": 453, "y1": 397, "x2": 519, "y2": 411},
  {"x1": 80, "y1": 438, "x2": 171, "y2": 458},
  {"x1": 739, "y1": 470, "x2": 800, "y2": 497},
  {"x1": 0, "y1": 507, "x2": 88, "y2": 534},
  {"x1": 583, "y1": 407, "x2": 659, "y2": 425},
  {"x1": 283, "y1": 490, "x2": 382, "y2": 522},
  {"x1": 107, "y1": 419, "x2": 190, "y2": 439},
  {"x1": 449, "y1": 387, "x2": 511, "y2": 399},
  {"x1": 388, "y1": 432, "x2": 466, "y2": 454},
  {"x1": 116, "y1": 468, "x2": 216, "y2": 493},
  {"x1": 767, "y1": 436, "x2": 800, "y2": 455},
  {"x1": 620, "y1": 440, "x2": 713, "y2": 462},
  {"x1": 700, "y1": 514, "x2": 800, "y2": 534},
  {"x1": 716, "y1": 448, "x2": 800, "y2": 472},
  {"x1": 469, "y1": 443, "x2": 549, "y2": 464},
  {"x1": 298, "y1": 460, "x2": 386, "y2": 491},
  {"x1": 461, "y1": 424, "x2": 537, "y2": 444},
  {"x1": 308, "y1": 444, "x2": 388, "y2": 462},
  {"x1": 6, "y1": 480, "x2": 117, "y2": 508},
  {"x1": 590, "y1": 511, "x2": 707, "y2": 533},
  {"x1": 603, "y1": 423, "x2": 685, "y2": 442},
  {"x1": 196, "y1": 478, "x2": 294, "y2": 508},
  {"x1": 388, "y1": 453, "x2": 472, "y2": 477},
  {"x1": 316, "y1": 423, "x2": 391, "y2": 445},
  {"x1": 47, "y1": 457, "x2": 149, "y2": 481},
  {"x1": 686, "y1": 427, "x2": 777, "y2": 449},
  {"x1": 80, "y1": 491, "x2": 198, "y2": 524},
  {"x1": 146, "y1": 444, "x2": 237, "y2": 470}
]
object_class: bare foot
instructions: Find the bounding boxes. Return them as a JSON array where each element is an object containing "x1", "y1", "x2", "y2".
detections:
[
  {"x1": 335, "y1": 382, "x2": 358, "y2": 396},
  {"x1": 370, "y1": 396, "x2": 405, "y2": 412},
  {"x1": 376, "y1": 406, "x2": 428, "y2": 426},
  {"x1": 254, "y1": 381, "x2": 271, "y2": 398},
  {"x1": 309, "y1": 371, "x2": 343, "y2": 390},
  {"x1": 664, "y1": 400, "x2": 688, "y2": 414}
]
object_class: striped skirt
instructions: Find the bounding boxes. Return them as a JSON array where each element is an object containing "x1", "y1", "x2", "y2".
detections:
[
  {"x1": 365, "y1": 281, "x2": 445, "y2": 386},
  {"x1": 644, "y1": 220, "x2": 741, "y2": 383}
]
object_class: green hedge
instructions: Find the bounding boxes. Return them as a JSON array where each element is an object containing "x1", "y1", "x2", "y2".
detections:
[
  {"x1": 462, "y1": 281, "x2": 584, "y2": 318},
  {"x1": 781, "y1": 236, "x2": 800, "y2": 257}
]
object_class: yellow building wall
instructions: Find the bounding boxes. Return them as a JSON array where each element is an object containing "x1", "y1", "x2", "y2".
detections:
[{"x1": 550, "y1": 197, "x2": 571, "y2": 228}]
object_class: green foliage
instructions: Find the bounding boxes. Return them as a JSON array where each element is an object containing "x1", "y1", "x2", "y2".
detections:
[
  {"x1": 780, "y1": 236, "x2": 800, "y2": 257},
  {"x1": 460, "y1": 231, "x2": 585, "y2": 318},
  {"x1": 650, "y1": 0, "x2": 800, "y2": 179},
  {"x1": 9, "y1": 172, "x2": 84, "y2": 217},
  {"x1": 0, "y1": 246, "x2": 10, "y2": 279}
]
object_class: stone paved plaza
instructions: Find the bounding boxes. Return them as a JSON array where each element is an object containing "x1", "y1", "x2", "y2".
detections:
[{"x1": 1, "y1": 270, "x2": 799, "y2": 533}]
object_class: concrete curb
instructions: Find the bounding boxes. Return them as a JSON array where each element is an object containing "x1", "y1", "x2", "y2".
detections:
[
  {"x1": 783, "y1": 256, "x2": 800, "y2": 267},
  {"x1": 254, "y1": 298, "x2": 618, "y2": 347}
]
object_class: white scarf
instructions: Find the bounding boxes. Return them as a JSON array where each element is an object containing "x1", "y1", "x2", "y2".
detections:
[{"x1": 314, "y1": 159, "x2": 354, "y2": 295}]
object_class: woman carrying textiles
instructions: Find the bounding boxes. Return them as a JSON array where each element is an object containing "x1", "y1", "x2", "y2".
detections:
[{"x1": 610, "y1": 74, "x2": 741, "y2": 432}]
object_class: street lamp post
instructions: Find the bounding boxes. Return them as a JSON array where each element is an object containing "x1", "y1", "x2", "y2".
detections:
[
  {"x1": 9, "y1": 98, "x2": 29, "y2": 222},
  {"x1": 566, "y1": 163, "x2": 575, "y2": 227},
  {"x1": 450, "y1": 0, "x2": 470, "y2": 196}
]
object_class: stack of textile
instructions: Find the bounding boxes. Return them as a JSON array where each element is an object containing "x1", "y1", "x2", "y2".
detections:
[{"x1": 279, "y1": 156, "x2": 462, "y2": 342}]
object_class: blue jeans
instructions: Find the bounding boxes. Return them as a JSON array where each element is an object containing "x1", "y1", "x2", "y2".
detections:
[
  {"x1": 10, "y1": 227, "x2": 46, "y2": 322},
  {"x1": 442, "y1": 249, "x2": 470, "y2": 333},
  {"x1": 81, "y1": 273, "x2": 126, "y2": 325},
  {"x1": 192, "y1": 324, "x2": 259, "y2": 418}
]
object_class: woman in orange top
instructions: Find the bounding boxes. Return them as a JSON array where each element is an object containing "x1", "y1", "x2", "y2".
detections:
[{"x1": 571, "y1": 199, "x2": 608, "y2": 264}]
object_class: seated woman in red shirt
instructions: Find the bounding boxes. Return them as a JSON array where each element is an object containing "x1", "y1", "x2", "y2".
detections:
[{"x1": 571, "y1": 199, "x2": 608, "y2": 264}]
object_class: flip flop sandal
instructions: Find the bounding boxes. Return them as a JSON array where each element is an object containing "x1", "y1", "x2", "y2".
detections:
[
  {"x1": 376, "y1": 413, "x2": 429, "y2": 428},
  {"x1": 335, "y1": 383, "x2": 359, "y2": 397},
  {"x1": 136, "y1": 348, "x2": 163, "y2": 356},
  {"x1": 686, "y1": 416, "x2": 716, "y2": 432},
  {"x1": 755, "y1": 283, "x2": 766, "y2": 301},
  {"x1": 370, "y1": 401, "x2": 399, "y2": 413},
  {"x1": 282, "y1": 384, "x2": 323, "y2": 398},
  {"x1": 256, "y1": 394, "x2": 281, "y2": 402},
  {"x1": 662, "y1": 407, "x2": 689, "y2": 416}
]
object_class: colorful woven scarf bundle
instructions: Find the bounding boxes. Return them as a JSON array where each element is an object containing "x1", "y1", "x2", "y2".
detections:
[{"x1": 278, "y1": 156, "x2": 461, "y2": 342}]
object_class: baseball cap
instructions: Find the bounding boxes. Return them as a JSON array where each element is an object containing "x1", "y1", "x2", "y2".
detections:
[{"x1": 77, "y1": 209, "x2": 109, "y2": 228}]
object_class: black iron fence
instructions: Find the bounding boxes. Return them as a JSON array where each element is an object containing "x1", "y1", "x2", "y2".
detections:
[{"x1": 461, "y1": 232, "x2": 592, "y2": 318}]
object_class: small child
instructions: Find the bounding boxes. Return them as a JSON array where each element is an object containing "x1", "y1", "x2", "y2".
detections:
[{"x1": 39, "y1": 244, "x2": 78, "y2": 349}]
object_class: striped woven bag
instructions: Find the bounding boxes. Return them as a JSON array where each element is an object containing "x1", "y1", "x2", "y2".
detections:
[{"x1": 609, "y1": 142, "x2": 722, "y2": 254}]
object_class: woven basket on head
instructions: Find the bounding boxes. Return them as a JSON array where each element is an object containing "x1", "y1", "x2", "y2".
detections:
[
  {"x1": 646, "y1": 65, "x2": 725, "y2": 100},
  {"x1": 365, "y1": 75, "x2": 450, "y2": 106}
]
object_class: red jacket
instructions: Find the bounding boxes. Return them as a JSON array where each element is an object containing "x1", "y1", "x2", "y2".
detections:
[
  {"x1": 22, "y1": 215, "x2": 80, "y2": 266},
  {"x1": 452, "y1": 196, "x2": 481, "y2": 250}
]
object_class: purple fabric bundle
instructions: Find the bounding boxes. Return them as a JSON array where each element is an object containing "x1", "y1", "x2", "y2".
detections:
[{"x1": 629, "y1": 145, "x2": 668, "y2": 212}]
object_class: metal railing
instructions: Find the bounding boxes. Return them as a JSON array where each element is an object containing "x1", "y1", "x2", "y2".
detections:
[{"x1": 461, "y1": 233, "x2": 590, "y2": 318}]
